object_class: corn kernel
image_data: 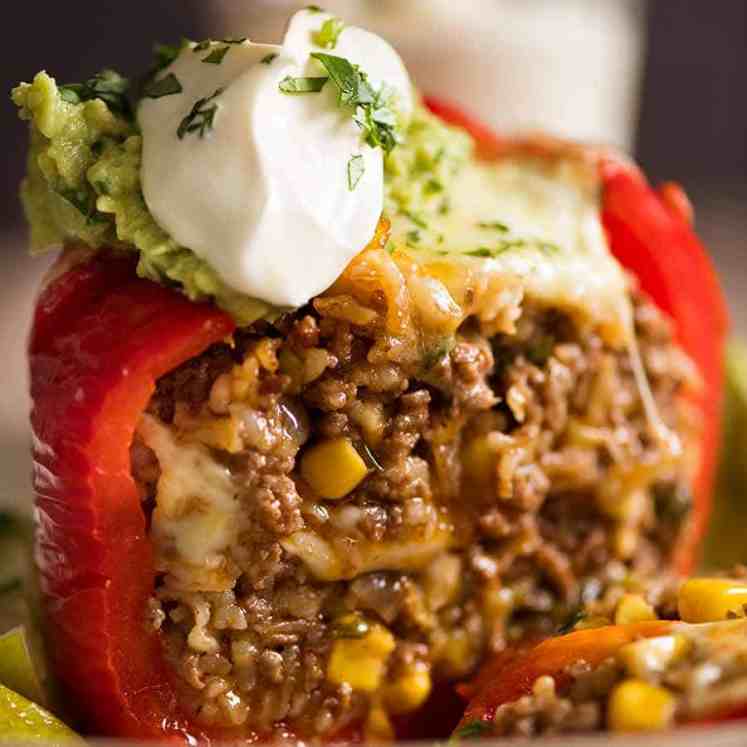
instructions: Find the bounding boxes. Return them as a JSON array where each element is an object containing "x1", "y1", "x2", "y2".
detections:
[
  {"x1": 608, "y1": 680, "x2": 676, "y2": 732},
  {"x1": 365, "y1": 701, "x2": 395, "y2": 742},
  {"x1": 383, "y1": 663, "x2": 432, "y2": 714},
  {"x1": 617, "y1": 634, "x2": 691, "y2": 679},
  {"x1": 438, "y1": 630, "x2": 476, "y2": 678},
  {"x1": 301, "y1": 438, "x2": 369, "y2": 499},
  {"x1": 462, "y1": 435, "x2": 499, "y2": 485},
  {"x1": 188, "y1": 417, "x2": 243, "y2": 453},
  {"x1": 614, "y1": 594, "x2": 657, "y2": 625},
  {"x1": 327, "y1": 624, "x2": 395, "y2": 692},
  {"x1": 678, "y1": 578, "x2": 747, "y2": 623}
]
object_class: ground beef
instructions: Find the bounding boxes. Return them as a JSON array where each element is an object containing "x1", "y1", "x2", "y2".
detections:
[{"x1": 135, "y1": 288, "x2": 696, "y2": 740}]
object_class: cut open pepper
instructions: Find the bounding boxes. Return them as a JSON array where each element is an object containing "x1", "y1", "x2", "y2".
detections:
[
  {"x1": 425, "y1": 96, "x2": 729, "y2": 574},
  {"x1": 29, "y1": 253, "x2": 235, "y2": 741}
]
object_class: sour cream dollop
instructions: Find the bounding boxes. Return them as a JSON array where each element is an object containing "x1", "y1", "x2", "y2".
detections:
[{"x1": 138, "y1": 10, "x2": 413, "y2": 308}]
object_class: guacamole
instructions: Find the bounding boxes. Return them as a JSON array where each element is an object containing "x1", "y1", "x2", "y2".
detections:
[{"x1": 12, "y1": 68, "x2": 470, "y2": 325}]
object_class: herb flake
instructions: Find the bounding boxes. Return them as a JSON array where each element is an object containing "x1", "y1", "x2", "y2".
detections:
[
  {"x1": 202, "y1": 45, "x2": 231, "y2": 64},
  {"x1": 347, "y1": 154, "x2": 365, "y2": 190},
  {"x1": 451, "y1": 720, "x2": 491, "y2": 741},
  {"x1": 59, "y1": 69, "x2": 131, "y2": 117},
  {"x1": 478, "y1": 220, "x2": 510, "y2": 232},
  {"x1": 143, "y1": 72, "x2": 182, "y2": 99},
  {"x1": 177, "y1": 88, "x2": 223, "y2": 139},
  {"x1": 313, "y1": 16, "x2": 345, "y2": 49},
  {"x1": 557, "y1": 607, "x2": 586, "y2": 634},
  {"x1": 153, "y1": 42, "x2": 181, "y2": 72},
  {"x1": 278, "y1": 76, "x2": 328, "y2": 94},
  {"x1": 261, "y1": 53, "x2": 278, "y2": 65},
  {"x1": 310, "y1": 52, "x2": 401, "y2": 155}
]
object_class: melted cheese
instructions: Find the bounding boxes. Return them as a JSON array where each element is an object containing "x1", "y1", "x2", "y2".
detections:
[
  {"x1": 393, "y1": 155, "x2": 634, "y2": 346},
  {"x1": 281, "y1": 527, "x2": 453, "y2": 582},
  {"x1": 138, "y1": 414, "x2": 240, "y2": 574}
]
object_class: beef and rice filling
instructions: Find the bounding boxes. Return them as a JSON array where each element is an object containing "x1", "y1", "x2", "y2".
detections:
[{"x1": 131, "y1": 275, "x2": 696, "y2": 738}]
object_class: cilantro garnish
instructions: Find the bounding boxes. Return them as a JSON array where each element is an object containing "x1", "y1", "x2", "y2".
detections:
[
  {"x1": 305, "y1": 4, "x2": 324, "y2": 12},
  {"x1": 261, "y1": 53, "x2": 278, "y2": 65},
  {"x1": 451, "y1": 720, "x2": 491, "y2": 741},
  {"x1": 313, "y1": 16, "x2": 345, "y2": 49},
  {"x1": 177, "y1": 88, "x2": 223, "y2": 139},
  {"x1": 466, "y1": 239, "x2": 560, "y2": 258},
  {"x1": 402, "y1": 210, "x2": 428, "y2": 229},
  {"x1": 59, "y1": 69, "x2": 131, "y2": 117},
  {"x1": 478, "y1": 220, "x2": 510, "y2": 232},
  {"x1": 558, "y1": 607, "x2": 587, "y2": 634},
  {"x1": 278, "y1": 76, "x2": 328, "y2": 94},
  {"x1": 406, "y1": 229, "x2": 421, "y2": 245},
  {"x1": 310, "y1": 52, "x2": 402, "y2": 154},
  {"x1": 347, "y1": 154, "x2": 365, "y2": 190},
  {"x1": 465, "y1": 247, "x2": 494, "y2": 258},
  {"x1": 143, "y1": 72, "x2": 182, "y2": 99},
  {"x1": 153, "y1": 42, "x2": 182, "y2": 72},
  {"x1": 193, "y1": 38, "x2": 246, "y2": 64},
  {"x1": 203, "y1": 46, "x2": 231, "y2": 65}
]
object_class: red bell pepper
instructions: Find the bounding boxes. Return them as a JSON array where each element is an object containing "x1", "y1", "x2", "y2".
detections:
[
  {"x1": 455, "y1": 619, "x2": 747, "y2": 736},
  {"x1": 425, "y1": 96, "x2": 729, "y2": 573},
  {"x1": 30, "y1": 252, "x2": 235, "y2": 741},
  {"x1": 455, "y1": 620, "x2": 673, "y2": 731}
]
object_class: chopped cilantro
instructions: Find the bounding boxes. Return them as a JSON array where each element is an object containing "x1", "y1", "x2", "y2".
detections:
[
  {"x1": 202, "y1": 45, "x2": 231, "y2": 64},
  {"x1": 478, "y1": 220, "x2": 510, "y2": 232},
  {"x1": 347, "y1": 154, "x2": 365, "y2": 190},
  {"x1": 194, "y1": 38, "x2": 246, "y2": 54},
  {"x1": 558, "y1": 607, "x2": 587, "y2": 634},
  {"x1": 424, "y1": 178, "x2": 444, "y2": 195},
  {"x1": 310, "y1": 52, "x2": 402, "y2": 155},
  {"x1": 402, "y1": 210, "x2": 428, "y2": 229},
  {"x1": 305, "y1": 4, "x2": 324, "y2": 11},
  {"x1": 313, "y1": 16, "x2": 345, "y2": 49},
  {"x1": 59, "y1": 69, "x2": 131, "y2": 117},
  {"x1": 261, "y1": 53, "x2": 278, "y2": 65},
  {"x1": 451, "y1": 719, "x2": 491, "y2": 741},
  {"x1": 278, "y1": 76, "x2": 328, "y2": 94},
  {"x1": 421, "y1": 338, "x2": 455, "y2": 370},
  {"x1": 465, "y1": 247, "x2": 493, "y2": 258},
  {"x1": 143, "y1": 72, "x2": 182, "y2": 99},
  {"x1": 406, "y1": 229, "x2": 421, "y2": 245},
  {"x1": 153, "y1": 42, "x2": 182, "y2": 72},
  {"x1": 177, "y1": 88, "x2": 223, "y2": 139}
]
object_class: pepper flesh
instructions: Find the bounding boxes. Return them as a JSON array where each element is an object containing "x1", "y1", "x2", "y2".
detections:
[
  {"x1": 455, "y1": 621, "x2": 673, "y2": 730},
  {"x1": 424, "y1": 96, "x2": 728, "y2": 574},
  {"x1": 29, "y1": 252, "x2": 235, "y2": 741}
]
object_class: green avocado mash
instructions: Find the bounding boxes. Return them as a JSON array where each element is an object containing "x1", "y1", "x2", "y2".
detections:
[{"x1": 12, "y1": 67, "x2": 470, "y2": 325}]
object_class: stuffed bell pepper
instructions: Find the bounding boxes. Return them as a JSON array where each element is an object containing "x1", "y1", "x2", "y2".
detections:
[
  {"x1": 14, "y1": 7, "x2": 726, "y2": 743},
  {"x1": 454, "y1": 574, "x2": 747, "y2": 738}
]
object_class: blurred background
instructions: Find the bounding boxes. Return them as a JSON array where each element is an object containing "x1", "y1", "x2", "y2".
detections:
[{"x1": 0, "y1": 1, "x2": 745, "y2": 526}]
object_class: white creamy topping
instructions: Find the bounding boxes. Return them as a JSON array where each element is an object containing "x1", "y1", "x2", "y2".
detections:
[{"x1": 138, "y1": 9, "x2": 412, "y2": 308}]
